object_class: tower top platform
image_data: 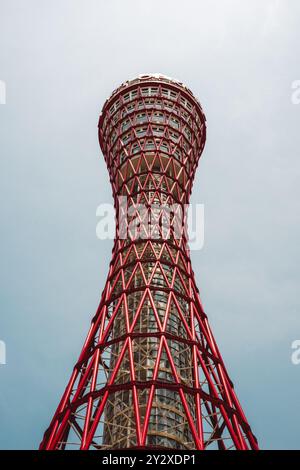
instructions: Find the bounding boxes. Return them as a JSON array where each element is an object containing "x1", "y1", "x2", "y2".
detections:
[{"x1": 99, "y1": 73, "x2": 206, "y2": 125}]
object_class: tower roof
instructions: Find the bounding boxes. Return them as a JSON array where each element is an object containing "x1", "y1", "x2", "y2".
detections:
[{"x1": 99, "y1": 73, "x2": 206, "y2": 122}]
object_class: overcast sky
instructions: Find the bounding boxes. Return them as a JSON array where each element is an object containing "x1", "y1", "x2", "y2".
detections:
[{"x1": 0, "y1": 0, "x2": 300, "y2": 449}]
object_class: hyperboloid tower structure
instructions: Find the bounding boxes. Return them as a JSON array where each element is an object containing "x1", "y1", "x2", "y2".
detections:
[{"x1": 40, "y1": 74, "x2": 258, "y2": 450}]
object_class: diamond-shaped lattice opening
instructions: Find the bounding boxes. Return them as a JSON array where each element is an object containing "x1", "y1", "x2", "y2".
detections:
[{"x1": 145, "y1": 389, "x2": 195, "y2": 450}]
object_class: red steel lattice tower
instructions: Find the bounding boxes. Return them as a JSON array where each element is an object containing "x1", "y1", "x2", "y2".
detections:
[{"x1": 40, "y1": 74, "x2": 258, "y2": 450}]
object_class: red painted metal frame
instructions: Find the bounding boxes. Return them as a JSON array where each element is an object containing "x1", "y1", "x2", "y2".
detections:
[{"x1": 39, "y1": 75, "x2": 258, "y2": 450}]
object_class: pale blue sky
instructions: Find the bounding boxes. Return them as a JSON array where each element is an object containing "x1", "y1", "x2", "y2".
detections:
[{"x1": 0, "y1": 0, "x2": 300, "y2": 449}]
